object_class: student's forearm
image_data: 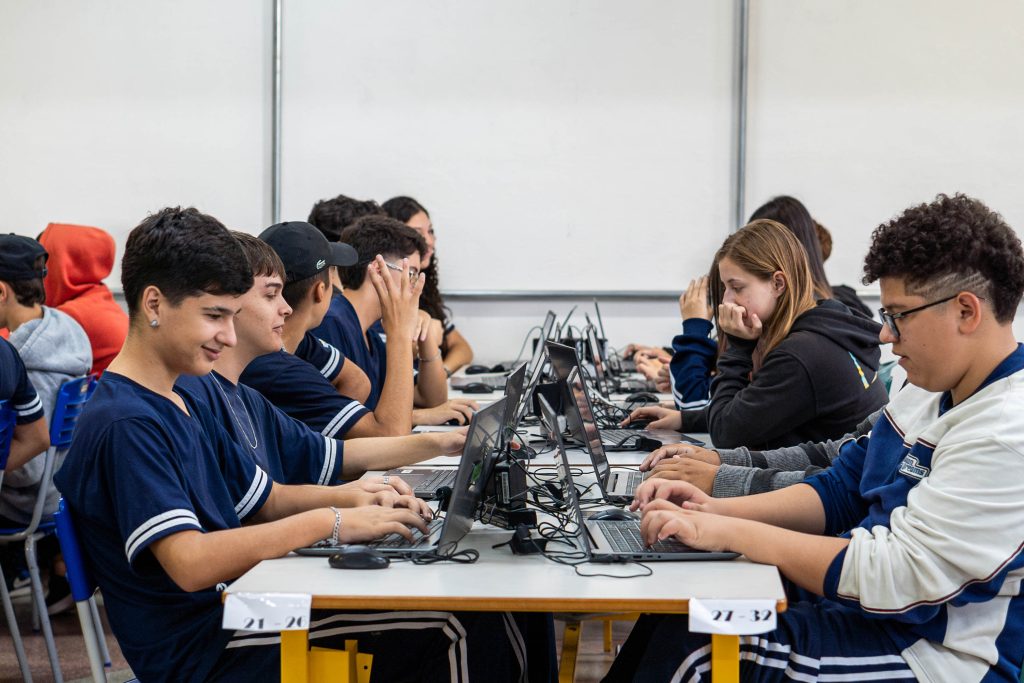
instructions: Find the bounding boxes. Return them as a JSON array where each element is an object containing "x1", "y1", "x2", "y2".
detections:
[
  {"x1": 6, "y1": 419, "x2": 50, "y2": 471},
  {"x1": 442, "y1": 331, "x2": 473, "y2": 375},
  {"x1": 414, "y1": 350, "x2": 448, "y2": 407},
  {"x1": 722, "y1": 518, "x2": 848, "y2": 595},
  {"x1": 255, "y1": 482, "x2": 369, "y2": 520},
  {"x1": 334, "y1": 362, "x2": 371, "y2": 404},
  {"x1": 341, "y1": 433, "x2": 445, "y2": 477},
  {"x1": 710, "y1": 483, "x2": 826, "y2": 534},
  {"x1": 151, "y1": 509, "x2": 334, "y2": 592},
  {"x1": 371, "y1": 339, "x2": 415, "y2": 435}
]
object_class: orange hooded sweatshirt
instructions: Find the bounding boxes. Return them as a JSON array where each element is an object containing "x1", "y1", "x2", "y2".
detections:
[{"x1": 38, "y1": 223, "x2": 128, "y2": 374}]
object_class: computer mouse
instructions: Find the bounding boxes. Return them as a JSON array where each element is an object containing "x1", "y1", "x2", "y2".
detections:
[
  {"x1": 465, "y1": 364, "x2": 491, "y2": 375},
  {"x1": 460, "y1": 382, "x2": 494, "y2": 394},
  {"x1": 489, "y1": 362, "x2": 509, "y2": 373},
  {"x1": 625, "y1": 392, "x2": 660, "y2": 404},
  {"x1": 589, "y1": 508, "x2": 639, "y2": 522},
  {"x1": 625, "y1": 418, "x2": 651, "y2": 429},
  {"x1": 443, "y1": 416, "x2": 467, "y2": 426},
  {"x1": 328, "y1": 546, "x2": 390, "y2": 570}
]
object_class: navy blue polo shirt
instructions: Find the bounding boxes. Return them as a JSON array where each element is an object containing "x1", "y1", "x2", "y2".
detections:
[
  {"x1": 0, "y1": 337, "x2": 44, "y2": 425},
  {"x1": 53, "y1": 372, "x2": 273, "y2": 683},
  {"x1": 240, "y1": 349, "x2": 370, "y2": 438},
  {"x1": 312, "y1": 294, "x2": 388, "y2": 409},
  {"x1": 293, "y1": 331, "x2": 344, "y2": 383},
  {"x1": 176, "y1": 372, "x2": 344, "y2": 486}
]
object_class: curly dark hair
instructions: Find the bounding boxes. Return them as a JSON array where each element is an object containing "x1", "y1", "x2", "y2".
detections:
[
  {"x1": 121, "y1": 207, "x2": 252, "y2": 318},
  {"x1": 307, "y1": 194, "x2": 385, "y2": 242},
  {"x1": 863, "y1": 193, "x2": 1024, "y2": 323},
  {"x1": 381, "y1": 196, "x2": 451, "y2": 332},
  {"x1": 337, "y1": 216, "x2": 427, "y2": 290}
]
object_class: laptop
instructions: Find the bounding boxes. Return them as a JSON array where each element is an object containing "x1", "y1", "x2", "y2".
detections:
[
  {"x1": 538, "y1": 395, "x2": 738, "y2": 563},
  {"x1": 297, "y1": 398, "x2": 507, "y2": 557},
  {"x1": 583, "y1": 319, "x2": 658, "y2": 395},
  {"x1": 451, "y1": 311, "x2": 556, "y2": 390},
  {"x1": 593, "y1": 300, "x2": 634, "y2": 375},
  {"x1": 389, "y1": 366, "x2": 526, "y2": 499}
]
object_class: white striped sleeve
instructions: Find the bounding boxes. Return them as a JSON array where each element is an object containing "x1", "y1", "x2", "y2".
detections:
[
  {"x1": 317, "y1": 340, "x2": 342, "y2": 379},
  {"x1": 321, "y1": 402, "x2": 369, "y2": 438},
  {"x1": 234, "y1": 467, "x2": 270, "y2": 520},
  {"x1": 14, "y1": 395, "x2": 43, "y2": 420},
  {"x1": 317, "y1": 438, "x2": 340, "y2": 486},
  {"x1": 124, "y1": 508, "x2": 202, "y2": 563}
]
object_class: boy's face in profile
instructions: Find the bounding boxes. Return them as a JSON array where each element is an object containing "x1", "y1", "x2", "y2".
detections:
[
  {"x1": 234, "y1": 273, "x2": 291, "y2": 355},
  {"x1": 157, "y1": 291, "x2": 241, "y2": 377}
]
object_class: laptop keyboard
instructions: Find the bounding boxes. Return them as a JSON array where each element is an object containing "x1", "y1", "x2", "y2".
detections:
[
  {"x1": 600, "y1": 429, "x2": 643, "y2": 447},
  {"x1": 413, "y1": 470, "x2": 458, "y2": 496},
  {"x1": 597, "y1": 520, "x2": 695, "y2": 554},
  {"x1": 371, "y1": 517, "x2": 444, "y2": 549},
  {"x1": 612, "y1": 470, "x2": 643, "y2": 496}
]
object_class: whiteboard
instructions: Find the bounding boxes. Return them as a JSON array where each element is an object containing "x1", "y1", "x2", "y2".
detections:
[
  {"x1": 0, "y1": 0, "x2": 268, "y2": 289},
  {"x1": 745, "y1": 0, "x2": 1024, "y2": 291},
  {"x1": 279, "y1": 0, "x2": 736, "y2": 294}
]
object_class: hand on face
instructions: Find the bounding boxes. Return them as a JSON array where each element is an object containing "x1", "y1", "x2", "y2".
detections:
[{"x1": 718, "y1": 302, "x2": 763, "y2": 340}]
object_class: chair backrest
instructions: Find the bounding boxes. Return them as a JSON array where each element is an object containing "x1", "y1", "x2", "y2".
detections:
[
  {"x1": 49, "y1": 375, "x2": 98, "y2": 448},
  {"x1": 54, "y1": 498, "x2": 96, "y2": 602}
]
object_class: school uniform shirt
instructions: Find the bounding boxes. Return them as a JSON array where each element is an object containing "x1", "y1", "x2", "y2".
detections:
[
  {"x1": 240, "y1": 349, "x2": 370, "y2": 438},
  {"x1": 805, "y1": 344, "x2": 1024, "y2": 683},
  {"x1": 176, "y1": 372, "x2": 344, "y2": 486},
  {"x1": 0, "y1": 337, "x2": 44, "y2": 426},
  {"x1": 312, "y1": 293, "x2": 388, "y2": 409},
  {"x1": 293, "y1": 330, "x2": 344, "y2": 383},
  {"x1": 707, "y1": 298, "x2": 889, "y2": 450},
  {"x1": 53, "y1": 372, "x2": 273, "y2": 683},
  {"x1": 668, "y1": 317, "x2": 717, "y2": 410}
]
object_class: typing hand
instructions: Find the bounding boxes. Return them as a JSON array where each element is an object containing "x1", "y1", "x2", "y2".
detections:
[
  {"x1": 649, "y1": 458, "x2": 719, "y2": 495},
  {"x1": 640, "y1": 444, "x2": 720, "y2": 471},
  {"x1": 630, "y1": 478, "x2": 713, "y2": 512},
  {"x1": 718, "y1": 302, "x2": 762, "y2": 340},
  {"x1": 640, "y1": 500, "x2": 732, "y2": 552},
  {"x1": 432, "y1": 428, "x2": 469, "y2": 455},
  {"x1": 349, "y1": 475, "x2": 414, "y2": 497},
  {"x1": 337, "y1": 506, "x2": 430, "y2": 544},
  {"x1": 413, "y1": 401, "x2": 475, "y2": 426}
]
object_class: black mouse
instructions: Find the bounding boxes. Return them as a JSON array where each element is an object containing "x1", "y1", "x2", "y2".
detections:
[
  {"x1": 443, "y1": 416, "x2": 467, "y2": 426},
  {"x1": 624, "y1": 418, "x2": 651, "y2": 429},
  {"x1": 459, "y1": 382, "x2": 494, "y2": 394},
  {"x1": 625, "y1": 392, "x2": 660, "y2": 404},
  {"x1": 465, "y1": 364, "x2": 491, "y2": 375},
  {"x1": 328, "y1": 546, "x2": 390, "y2": 570},
  {"x1": 589, "y1": 508, "x2": 639, "y2": 522}
]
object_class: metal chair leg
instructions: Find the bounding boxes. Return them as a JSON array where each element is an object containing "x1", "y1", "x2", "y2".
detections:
[
  {"x1": 89, "y1": 597, "x2": 112, "y2": 666},
  {"x1": 0, "y1": 563, "x2": 34, "y2": 683},
  {"x1": 26, "y1": 535, "x2": 64, "y2": 683},
  {"x1": 77, "y1": 600, "x2": 108, "y2": 683}
]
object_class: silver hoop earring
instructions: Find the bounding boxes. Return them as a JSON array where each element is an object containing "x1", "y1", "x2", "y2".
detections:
[{"x1": 149, "y1": 319, "x2": 159, "y2": 328}]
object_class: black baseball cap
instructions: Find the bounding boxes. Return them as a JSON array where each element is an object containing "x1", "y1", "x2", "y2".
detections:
[
  {"x1": 258, "y1": 221, "x2": 358, "y2": 283},
  {"x1": 0, "y1": 234, "x2": 48, "y2": 282}
]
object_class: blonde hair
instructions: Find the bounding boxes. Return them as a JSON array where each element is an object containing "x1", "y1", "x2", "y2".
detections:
[{"x1": 716, "y1": 219, "x2": 817, "y2": 370}]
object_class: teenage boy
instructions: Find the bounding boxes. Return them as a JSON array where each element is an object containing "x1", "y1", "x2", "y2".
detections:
[
  {"x1": 0, "y1": 235, "x2": 90, "y2": 524},
  {"x1": 242, "y1": 222, "x2": 473, "y2": 436},
  {"x1": 327, "y1": 216, "x2": 449, "y2": 409},
  {"x1": 55, "y1": 208, "x2": 535, "y2": 683},
  {"x1": 608, "y1": 194, "x2": 1024, "y2": 682},
  {"x1": 178, "y1": 231, "x2": 467, "y2": 484}
]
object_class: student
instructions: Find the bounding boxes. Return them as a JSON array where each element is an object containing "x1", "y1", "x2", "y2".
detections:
[
  {"x1": 608, "y1": 193, "x2": 1024, "y2": 682},
  {"x1": 331, "y1": 216, "x2": 452, "y2": 411},
  {"x1": 665, "y1": 260, "x2": 722, "y2": 410},
  {"x1": 0, "y1": 234, "x2": 91, "y2": 524},
  {"x1": 638, "y1": 409, "x2": 882, "y2": 496},
  {"x1": 38, "y1": 223, "x2": 128, "y2": 374},
  {"x1": 383, "y1": 196, "x2": 474, "y2": 375},
  {"x1": 54, "y1": 207, "x2": 532, "y2": 683},
  {"x1": 178, "y1": 231, "x2": 469, "y2": 483},
  {"x1": 628, "y1": 220, "x2": 888, "y2": 449},
  {"x1": 308, "y1": 193, "x2": 384, "y2": 243}
]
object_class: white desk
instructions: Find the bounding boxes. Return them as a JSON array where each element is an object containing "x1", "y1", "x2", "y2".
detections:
[{"x1": 227, "y1": 524, "x2": 786, "y2": 682}]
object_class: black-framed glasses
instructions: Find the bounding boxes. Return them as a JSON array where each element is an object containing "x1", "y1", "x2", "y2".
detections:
[
  {"x1": 383, "y1": 260, "x2": 420, "y2": 282},
  {"x1": 878, "y1": 294, "x2": 958, "y2": 339}
]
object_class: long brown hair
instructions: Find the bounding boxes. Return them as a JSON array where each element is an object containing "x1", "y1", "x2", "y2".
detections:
[{"x1": 716, "y1": 219, "x2": 817, "y2": 370}]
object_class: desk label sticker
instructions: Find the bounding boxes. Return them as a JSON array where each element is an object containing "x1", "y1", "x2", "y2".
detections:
[
  {"x1": 223, "y1": 592, "x2": 312, "y2": 632},
  {"x1": 689, "y1": 598, "x2": 777, "y2": 635}
]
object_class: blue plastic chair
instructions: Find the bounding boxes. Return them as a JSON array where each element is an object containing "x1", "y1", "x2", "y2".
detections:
[
  {"x1": 0, "y1": 375, "x2": 98, "y2": 683},
  {"x1": 0, "y1": 399, "x2": 35, "y2": 682}
]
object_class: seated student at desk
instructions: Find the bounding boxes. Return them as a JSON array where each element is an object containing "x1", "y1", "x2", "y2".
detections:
[
  {"x1": 382, "y1": 195, "x2": 475, "y2": 376},
  {"x1": 241, "y1": 222, "x2": 474, "y2": 434},
  {"x1": 177, "y1": 232, "x2": 469, "y2": 484},
  {"x1": 55, "y1": 207, "x2": 535, "y2": 683},
  {"x1": 609, "y1": 194, "x2": 1024, "y2": 683},
  {"x1": 626, "y1": 219, "x2": 888, "y2": 450}
]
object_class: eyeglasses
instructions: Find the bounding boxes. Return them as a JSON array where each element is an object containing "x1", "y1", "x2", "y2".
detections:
[
  {"x1": 383, "y1": 260, "x2": 420, "y2": 282},
  {"x1": 878, "y1": 294, "x2": 957, "y2": 340}
]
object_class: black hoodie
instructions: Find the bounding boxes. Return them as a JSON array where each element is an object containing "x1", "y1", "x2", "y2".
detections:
[{"x1": 705, "y1": 299, "x2": 889, "y2": 450}]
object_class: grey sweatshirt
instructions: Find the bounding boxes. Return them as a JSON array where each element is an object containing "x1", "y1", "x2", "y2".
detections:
[
  {"x1": 710, "y1": 408, "x2": 881, "y2": 498},
  {"x1": 3, "y1": 307, "x2": 92, "y2": 523}
]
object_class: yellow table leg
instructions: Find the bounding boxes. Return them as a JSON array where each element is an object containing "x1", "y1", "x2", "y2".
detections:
[
  {"x1": 603, "y1": 619, "x2": 613, "y2": 653},
  {"x1": 710, "y1": 633, "x2": 740, "y2": 683},
  {"x1": 558, "y1": 620, "x2": 582, "y2": 683},
  {"x1": 281, "y1": 630, "x2": 310, "y2": 683}
]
